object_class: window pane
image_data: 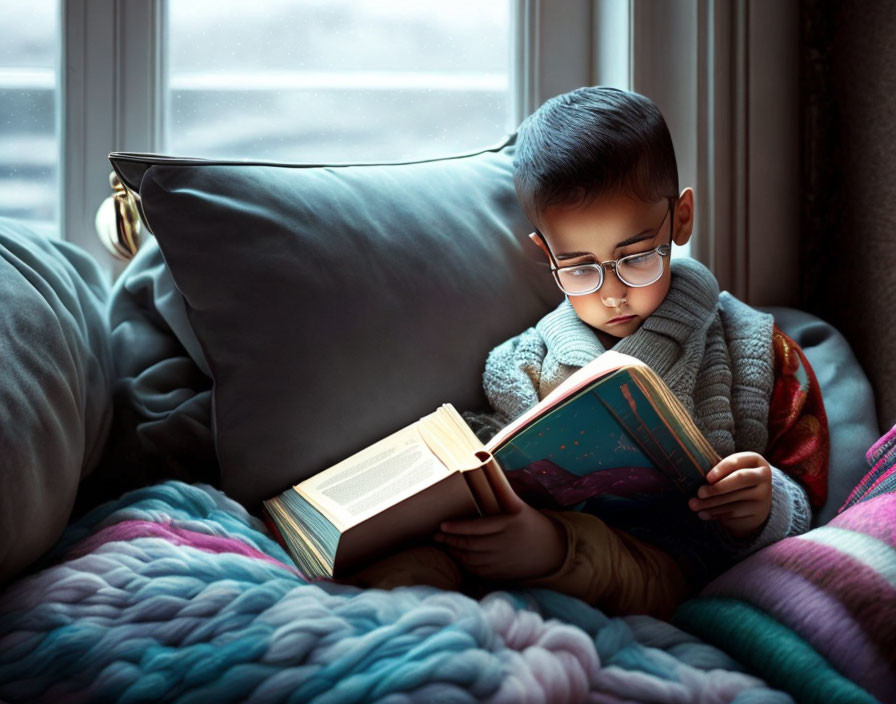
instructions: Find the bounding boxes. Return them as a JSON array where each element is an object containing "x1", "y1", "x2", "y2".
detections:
[
  {"x1": 166, "y1": 0, "x2": 510, "y2": 162},
  {"x1": 0, "y1": 0, "x2": 58, "y2": 228}
]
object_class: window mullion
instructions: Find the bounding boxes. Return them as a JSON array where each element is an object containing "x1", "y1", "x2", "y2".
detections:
[
  {"x1": 511, "y1": 0, "x2": 597, "y2": 127},
  {"x1": 60, "y1": 0, "x2": 162, "y2": 273},
  {"x1": 60, "y1": 0, "x2": 111, "y2": 264},
  {"x1": 116, "y1": 0, "x2": 166, "y2": 154},
  {"x1": 593, "y1": 0, "x2": 631, "y2": 89}
]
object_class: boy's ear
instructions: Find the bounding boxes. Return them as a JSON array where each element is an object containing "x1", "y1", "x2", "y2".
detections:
[
  {"x1": 673, "y1": 188, "x2": 695, "y2": 247},
  {"x1": 528, "y1": 231, "x2": 555, "y2": 263}
]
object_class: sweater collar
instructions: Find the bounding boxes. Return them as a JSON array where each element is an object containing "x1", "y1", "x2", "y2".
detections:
[{"x1": 535, "y1": 299, "x2": 605, "y2": 367}]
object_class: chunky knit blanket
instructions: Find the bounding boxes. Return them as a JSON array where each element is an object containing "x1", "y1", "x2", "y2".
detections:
[
  {"x1": 675, "y1": 425, "x2": 896, "y2": 704},
  {"x1": 0, "y1": 481, "x2": 792, "y2": 704}
]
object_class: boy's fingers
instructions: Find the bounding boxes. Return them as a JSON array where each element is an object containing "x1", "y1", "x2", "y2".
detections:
[
  {"x1": 696, "y1": 466, "x2": 770, "y2": 499},
  {"x1": 440, "y1": 515, "x2": 510, "y2": 535},
  {"x1": 447, "y1": 545, "x2": 494, "y2": 566},
  {"x1": 490, "y1": 471, "x2": 526, "y2": 513},
  {"x1": 696, "y1": 500, "x2": 759, "y2": 520},
  {"x1": 689, "y1": 485, "x2": 760, "y2": 511},
  {"x1": 705, "y1": 455, "x2": 743, "y2": 483},
  {"x1": 706, "y1": 452, "x2": 764, "y2": 483},
  {"x1": 436, "y1": 532, "x2": 498, "y2": 552},
  {"x1": 448, "y1": 546, "x2": 515, "y2": 576}
]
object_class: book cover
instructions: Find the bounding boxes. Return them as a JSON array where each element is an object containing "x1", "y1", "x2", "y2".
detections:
[{"x1": 486, "y1": 354, "x2": 718, "y2": 501}]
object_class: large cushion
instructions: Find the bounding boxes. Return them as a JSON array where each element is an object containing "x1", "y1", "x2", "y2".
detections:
[
  {"x1": 0, "y1": 217, "x2": 113, "y2": 582},
  {"x1": 110, "y1": 139, "x2": 562, "y2": 507}
]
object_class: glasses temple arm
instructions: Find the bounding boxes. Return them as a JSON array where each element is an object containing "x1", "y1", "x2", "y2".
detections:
[{"x1": 530, "y1": 230, "x2": 561, "y2": 269}]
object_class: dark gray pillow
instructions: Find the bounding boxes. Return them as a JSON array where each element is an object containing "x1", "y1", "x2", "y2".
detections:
[
  {"x1": 0, "y1": 217, "x2": 112, "y2": 581},
  {"x1": 763, "y1": 306, "x2": 880, "y2": 524},
  {"x1": 111, "y1": 139, "x2": 562, "y2": 507}
]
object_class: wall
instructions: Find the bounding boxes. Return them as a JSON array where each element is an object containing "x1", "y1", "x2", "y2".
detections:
[
  {"x1": 633, "y1": 0, "x2": 800, "y2": 307},
  {"x1": 801, "y1": 0, "x2": 896, "y2": 432}
]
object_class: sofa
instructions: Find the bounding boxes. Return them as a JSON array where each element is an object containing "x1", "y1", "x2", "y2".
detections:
[{"x1": 0, "y1": 135, "x2": 891, "y2": 703}]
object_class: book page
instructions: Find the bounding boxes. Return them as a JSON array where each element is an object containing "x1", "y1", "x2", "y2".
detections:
[
  {"x1": 264, "y1": 495, "x2": 333, "y2": 577},
  {"x1": 298, "y1": 423, "x2": 453, "y2": 531},
  {"x1": 418, "y1": 404, "x2": 486, "y2": 470}
]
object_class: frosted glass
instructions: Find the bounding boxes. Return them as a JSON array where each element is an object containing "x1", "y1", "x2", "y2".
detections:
[
  {"x1": 0, "y1": 0, "x2": 58, "y2": 227},
  {"x1": 166, "y1": 0, "x2": 511, "y2": 162}
]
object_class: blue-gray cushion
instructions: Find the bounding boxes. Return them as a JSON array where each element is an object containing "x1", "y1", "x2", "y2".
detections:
[
  {"x1": 110, "y1": 139, "x2": 561, "y2": 507},
  {"x1": 0, "y1": 217, "x2": 113, "y2": 581},
  {"x1": 763, "y1": 306, "x2": 880, "y2": 524}
]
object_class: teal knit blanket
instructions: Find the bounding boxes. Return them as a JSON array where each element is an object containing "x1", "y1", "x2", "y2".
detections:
[{"x1": 0, "y1": 481, "x2": 791, "y2": 703}]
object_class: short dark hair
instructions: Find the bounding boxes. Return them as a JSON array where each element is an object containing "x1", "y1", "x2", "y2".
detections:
[{"x1": 513, "y1": 86, "x2": 679, "y2": 225}]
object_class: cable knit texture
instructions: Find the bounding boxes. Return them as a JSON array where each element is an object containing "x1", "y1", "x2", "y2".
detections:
[{"x1": 468, "y1": 258, "x2": 811, "y2": 556}]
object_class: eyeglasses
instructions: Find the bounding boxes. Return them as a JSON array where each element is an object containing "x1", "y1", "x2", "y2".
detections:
[
  {"x1": 534, "y1": 197, "x2": 675, "y2": 296},
  {"x1": 549, "y1": 242, "x2": 671, "y2": 296}
]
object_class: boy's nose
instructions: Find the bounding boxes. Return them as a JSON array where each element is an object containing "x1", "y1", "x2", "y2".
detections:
[{"x1": 600, "y1": 270, "x2": 628, "y2": 307}]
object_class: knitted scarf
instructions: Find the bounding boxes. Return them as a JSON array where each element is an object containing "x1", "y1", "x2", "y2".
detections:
[{"x1": 514, "y1": 258, "x2": 776, "y2": 458}]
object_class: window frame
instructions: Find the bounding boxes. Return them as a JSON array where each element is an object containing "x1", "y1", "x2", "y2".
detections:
[{"x1": 60, "y1": 0, "x2": 164, "y2": 267}]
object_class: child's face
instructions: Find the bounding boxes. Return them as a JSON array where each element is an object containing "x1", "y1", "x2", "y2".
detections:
[{"x1": 533, "y1": 190, "x2": 693, "y2": 345}]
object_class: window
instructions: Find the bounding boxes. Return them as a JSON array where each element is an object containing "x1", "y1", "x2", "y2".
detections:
[
  {"x1": 166, "y1": 0, "x2": 511, "y2": 162},
  {"x1": 0, "y1": 0, "x2": 58, "y2": 230},
  {"x1": 48, "y1": 1, "x2": 603, "y2": 264}
]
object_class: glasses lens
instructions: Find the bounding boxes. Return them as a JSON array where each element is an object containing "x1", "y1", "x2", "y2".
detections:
[
  {"x1": 556, "y1": 265, "x2": 602, "y2": 294},
  {"x1": 617, "y1": 250, "x2": 664, "y2": 287}
]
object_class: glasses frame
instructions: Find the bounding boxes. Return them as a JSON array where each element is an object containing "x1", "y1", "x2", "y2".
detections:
[{"x1": 534, "y1": 196, "x2": 677, "y2": 297}]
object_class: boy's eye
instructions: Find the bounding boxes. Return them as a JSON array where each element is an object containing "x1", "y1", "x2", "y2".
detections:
[{"x1": 622, "y1": 252, "x2": 655, "y2": 267}]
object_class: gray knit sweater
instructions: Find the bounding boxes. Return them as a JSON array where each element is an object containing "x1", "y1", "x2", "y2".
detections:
[{"x1": 466, "y1": 258, "x2": 811, "y2": 557}]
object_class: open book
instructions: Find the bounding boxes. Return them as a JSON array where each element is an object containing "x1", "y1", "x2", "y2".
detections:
[{"x1": 264, "y1": 350, "x2": 721, "y2": 579}]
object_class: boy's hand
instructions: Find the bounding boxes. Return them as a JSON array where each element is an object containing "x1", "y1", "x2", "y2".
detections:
[
  {"x1": 435, "y1": 483, "x2": 566, "y2": 581},
  {"x1": 689, "y1": 452, "x2": 773, "y2": 539}
]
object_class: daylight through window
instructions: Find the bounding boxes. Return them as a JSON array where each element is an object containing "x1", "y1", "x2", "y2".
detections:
[{"x1": 166, "y1": 0, "x2": 512, "y2": 162}]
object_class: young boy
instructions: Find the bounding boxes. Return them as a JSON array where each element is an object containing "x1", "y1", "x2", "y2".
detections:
[
  {"x1": 432, "y1": 87, "x2": 829, "y2": 616},
  {"x1": 349, "y1": 87, "x2": 828, "y2": 618}
]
